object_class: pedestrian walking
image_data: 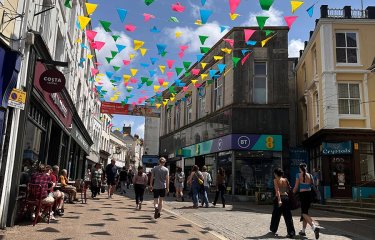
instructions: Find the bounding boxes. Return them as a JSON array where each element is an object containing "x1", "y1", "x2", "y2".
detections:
[
  {"x1": 200, "y1": 166, "x2": 211, "y2": 208},
  {"x1": 270, "y1": 168, "x2": 295, "y2": 238},
  {"x1": 150, "y1": 157, "x2": 169, "y2": 219},
  {"x1": 105, "y1": 159, "x2": 118, "y2": 199},
  {"x1": 174, "y1": 167, "x2": 185, "y2": 202},
  {"x1": 187, "y1": 165, "x2": 204, "y2": 208},
  {"x1": 91, "y1": 163, "x2": 103, "y2": 198},
  {"x1": 119, "y1": 167, "x2": 128, "y2": 195},
  {"x1": 213, "y1": 167, "x2": 226, "y2": 208},
  {"x1": 293, "y1": 163, "x2": 320, "y2": 239},
  {"x1": 127, "y1": 169, "x2": 134, "y2": 189},
  {"x1": 133, "y1": 166, "x2": 148, "y2": 210}
]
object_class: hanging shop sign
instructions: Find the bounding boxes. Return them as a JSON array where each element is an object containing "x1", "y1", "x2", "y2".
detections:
[
  {"x1": 100, "y1": 101, "x2": 161, "y2": 117},
  {"x1": 39, "y1": 69, "x2": 66, "y2": 93},
  {"x1": 71, "y1": 123, "x2": 91, "y2": 154},
  {"x1": 8, "y1": 88, "x2": 26, "y2": 110},
  {"x1": 322, "y1": 141, "x2": 352, "y2": 155}
]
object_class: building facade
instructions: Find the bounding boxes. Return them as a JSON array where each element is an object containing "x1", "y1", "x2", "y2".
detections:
[
  {"x1": 110, "y1": 131, "x2": 127, "y2": 168},
  {"x1": 296, "y1": 5, "x2": 375, "y2": 199},
  {"x1": 144, "y1": 116, "x2": 160, "y2": 156},
  {"x1": 159, "y1": 27, "x2": 296, "y2": 197},
  {"x1": 99, "y1": 113, "x2": 112, "y2": 165}
]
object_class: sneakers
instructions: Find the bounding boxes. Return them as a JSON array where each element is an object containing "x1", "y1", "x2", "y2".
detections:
[
  {"x1": 298, "y1": 231, "x2": 306, "y2": 236},
  {"x1": 314, "y1": 228, "x2": 320, "y2": 239},
  {"x1": 138, "y1": 203, "x2": 142, "y2": 210},
  {"x1": 154, "y1": 208, "x2": 159, "y2": 219}
]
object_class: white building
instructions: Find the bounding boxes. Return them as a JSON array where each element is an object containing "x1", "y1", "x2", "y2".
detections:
[
  {"x1": 144, "y1": 117, "x2": 160, "y2": 155},
  {"x1": 99, "y1": 113, "x2": 112, "y2": 164},
  {"x1": 110, "y1": 131, "x2": 127, "y2": 167}
]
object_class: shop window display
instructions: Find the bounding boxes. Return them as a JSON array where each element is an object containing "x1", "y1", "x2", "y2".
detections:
[{"x1": 359, "y1": 142, "x2": 375, "y2": 181}]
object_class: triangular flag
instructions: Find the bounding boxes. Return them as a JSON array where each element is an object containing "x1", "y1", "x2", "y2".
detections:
[
  {"x1": 175, "y1": 67, "x2": 183, "y2": 76},
  {"x1": 145, "y1": 0, "x2": 154, "y2": 6},
  {"x1": 105, "y1": 57, "x2": 113, "y2": 64},
  {"x1": 85, "y1": 3, "x2": 97, "y2": 15},
  {"x1": 158, "y1": 78, "x2": 165, "y2": 85},
  {"x1": 246, "y1": 40, "x2": 257, "y2": 46},
  {"x1": 111, "y1": 51, "x2": 118, "y2": 58},
  {"x1": 214, "y1": 56, "x2": 223, "y2": 61},
  {"x1": 183, "y1": 61, "x2": 191, "y2": 70},
  {"x1": 149, "y1": 70, "x2": 157, "y2": 77},
  {"x1": 141, "y1": 77, "x2": 149, "y2": 84},
  {"x1": 201, "y1": 0, "x2": 207, "y2": 6},
  {"x1": 159, "y1": 65, "x2": 166, "y2": 74},
  {"x1": 265, "y1": 30, "x2": 274, "y2": 36},
  {"x1": 259, "y1": 0, "x2": 274, "y2": 11},
  {"x1": 86, "y1": 30, "x2": 97, "y2": 42},
  {"x1": 154, "y1": 85, "x2": 161, "y2": 92},
  {"x1": 116, "y1": 44, "x2": 126, "y2": 52},
  {"x1": 130, "y1": 69, "x2": 138, "y2": 76},
  {"x1": 123, "y1": 60, "x2": 131, "y2": 66},
  {"x1": 99, "y1": 20, "x2": 112, "y2": 32},
  {"x1": 113, "y1": 66, "x2": 121, "y2": 71},
  {"x1": 220, "y1": 25, "x2": 230, "y2": 32},
  {"x1": 150, "y1": 26, "x2": 160, "y2": 33},
  {"x1": 200, "y1": 9, "x2": 213, "y2": 24},
  {"x1": 261, "y1": 35, "x2": 275, "y2": 47},
  {"x1": 166, "y1": 72, "x2": 174, "y2": 80},
  {"x1": 123, "y1": 75, "x2": 131, "y2": 82},
  {"x1": 167, "y1": 60, "x2": 175, "y2": 69},
  {"x1": 221, "y1": 48, "x2": 232, "y2": 54},
  {"x1": 291, "y1": 1, "x2": 304, "y2": 14},
  {"x1": 241, "y1": 49, "x2": 250, "y2": 56},
  {"x1": 64, "y1": 0, "x2": 72, "y2": 8},
  {"x1": 229, "y1": 13, "x2": 240, "y2": 20},
  {"x1": 162, "y1": 82, "x2": 169, "y2": 88},
  {"x1": 200, "y1": 73, "x2": 208, "y2": 80},
  {"x1": 223, "y1": 38, "x2": 234, "y2": 48},
  {"x1": 192, "y1": 69, "x2": 200, "y2": 75},
  {"x1": 146, "y1": 80, "x2": 153, "y2": 86},
  {"x1": 140, "y1": 48, "x2": 148, "y2": 56},
  {"x1": 112, "y1": 35, "x2": 120, "y2": 41},
  {"x1": 241, "y1": 53, "x2": 251, "y2": 65},
  {"x1": 78, "y1": 16, "x2": 91, "y2": 30},
  {"x1": 196, "y1": 54, "x2": 204, "y2": 62},
  {"x1": 117, "y1": 9, "x2": 128, "y2": 23},
  {"x1": 201, "y1": 62, "x2": 208, "y2": 69},
  {"x1": 229, "y1": 0, "x2": 241, "y2": 14},
  {"x1": 169, "y1": 17, "x2": 179, "y2": 23},
  {"x1": 217, "y1": 64, "x2": 226, "y2": 73},
  {"x1": 284, "y1": 16, "x2": 298, "y2": 29},
  {"x1": 134, "y1": 40, "x2": 144, "y2": 51},
  {"x1": 129, "y1": 54, "x2": 136, "y2": 60},
  {"x1": 156, "y1": 44, "x2": 167, "y2": 55},
  {"x1": 199, "y1": 35, "x2": 209, "y2": 45},
  {"x1": 256, "y1": 16, "x2": 269, "y2": 30},
  {"x1": 143, "y1": 13, "x2": 155, "y2": 22},
  {"x1": 191, "y1": 80, "x2": 198, "y2": 85},
  {"x1": 125, "y1": 24, "x2": 136, "y2": 32},
  {"x1": 200, "y1": 47, "x2": 210, "y2": 53},
  {"x1": 307, "y1": 5, "x2": 314, "y2": 17},
  {"x1": 232, "y1": 57, "x2": 241, "y2": 67},
  {"x1": 175, "y1": 31, "x2": 182, "y2": 38},
  {"x1": 150, "y1": 57, "x2": 158, "y2": 65},
  {"x1": 172, "y1": 2, "x2": 185, "y2": 12},
  {"x1": 156, "y1": 103, "x2": 161, "y2": 108},
  {"x1": 244, "y1": 29, "x2": 256, "y2": 42}
]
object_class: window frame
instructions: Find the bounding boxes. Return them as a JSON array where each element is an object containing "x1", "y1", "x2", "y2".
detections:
[
  {"x1": 335, "y1": 31, "x2": 360, "y2": 65},
  {"x1": 213, "y1": 78, "x2": 223, "y2": 111},
  {"x1": 359, "y1": 142, "x2": 375, "y2": 182},
  {"x1": 314, "y1": 91, "x2": 319, "y2": 125},
  {"x1": 175, "y1": 102, "x2": 180, "y2": 130},
  {"x1": 337, "y1": 82, "x2": 362, "y2": 116},
  {"x1": 167, "y1": 108, "x2": 172, "y2": 133},
  {"x1": 253, "y1": 62, "x2": 268, "y2": 104},
  {"x1": 185, "y1": 96, "x2": 192, "y2": 125},
  {"x1": 197, "y1": 84, "x2": 206, "y2": 119}
]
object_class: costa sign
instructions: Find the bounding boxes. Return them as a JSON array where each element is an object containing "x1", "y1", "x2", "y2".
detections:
[{"x1": 39, "y1": 69, "x2": 66, "y2": 93}]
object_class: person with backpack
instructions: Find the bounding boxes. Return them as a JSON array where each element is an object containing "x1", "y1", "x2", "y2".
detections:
[
  {"x1": 293, "y1": 163, "x2": 320, "y2": 239},
  {"x1": 133, "y1": 166, "x2": 148, "y2": 210},
  {"x1": 200, "y1": 165, "x2": 212, "y2": 208},
  {"x1": 119, "y1": 167, "x2": 128, "y2": 195},
  {"x1": 174, "y1": 167, "x2": 185, "y2": 202},
  {"x1": 187, "y1": 165, "x2": 204, "y2": 208}
]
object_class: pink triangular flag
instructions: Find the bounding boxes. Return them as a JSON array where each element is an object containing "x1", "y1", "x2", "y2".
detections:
[
  {"x1": 195, "y1": 83, "x2": 202, "y2": 88},
  {"x1": 180, "y1": 45, "x2": 189, "y2": 52},
  {"x1": 166, "y1": 71, "x2": 174, "y2": 80},
  {"x1": 284, "y1": 16, "x2": 298, "y2": 29},
  {"x1": 86, "y1": 30, "x2": 97, "y2": 42},
  {"x1": 130, "y1": 78, "x2": 138, "y2": 83},
  {"x1": 138, "y1": 98, "x2": 143, "y2": 104},
  {"x1": 167, "y1": 60, "x2": 175, "y2": 69},
  {"x1": 223, "y1": 38, "x2": 234, "y2": 48},
  {"x1": 94, "y1": 62, "x2": 102, "y2": 66},
  {"x1": 91, "y1": 68, "x2": 99, "y2": 76},
  {"x1": 229, "y1": 0, "x2": 241, "y2": 14},
  {"x1": 244, "y1": 29, "x2": 256, "y2": 42},
  {"x1": 91, "y1": 41, "x2": 105, "y2": 50},
  {"x1": 132, "y1": 102, "x2": 136, "y2": 107},
  {"x1": 172, "y1": 2, "x2": 185, "y2": 12},
  {"x1": 158, "y1": 78, "x2": 165, "y2": 85},
  {"x1": 125, "y1": 24, "x2": 136, "y2": 32},
  {"x1": 178, "y1": 52, "x2": 184, "y2": 59},
  {"x1": 182, "y1": 86, "x2": 189, "y2": 92},
  {"x1": 241, "y1": 52, "x2": 251, "y2": 65},
  {"x1": 123, "y1": 60, "x2": 131, "y2": 66},
  {"x1": 143, "y1": 13, "x2": 155, "y2": 22},
  {"x1": 124, "y1": 82, "x2": 129, "y2": 86},
  {"x1": 192, "y1": 69, "x2": 200, "y2": 75}
]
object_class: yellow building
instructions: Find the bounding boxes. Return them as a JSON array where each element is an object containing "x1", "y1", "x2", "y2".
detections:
[{"x1": 296, "y1": 5, "x2": 375, "y2": 199}]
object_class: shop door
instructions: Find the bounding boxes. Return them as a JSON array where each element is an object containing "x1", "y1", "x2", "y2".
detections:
[{"x1": 329, "y1": 156, "x2": 352, "y2": 198}]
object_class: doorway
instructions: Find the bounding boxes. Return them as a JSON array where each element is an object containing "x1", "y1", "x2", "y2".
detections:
[{"x1": 329, "y1": 156, "x2": 352, "y2": 198}]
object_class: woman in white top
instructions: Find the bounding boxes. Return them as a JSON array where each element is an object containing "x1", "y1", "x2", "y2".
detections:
[
  {"x1": 200, "y1": 166, "x2": 212, "y2": 208},
  {"x1": 174, "y1": 167, "x2": 185, "y2": 202}
]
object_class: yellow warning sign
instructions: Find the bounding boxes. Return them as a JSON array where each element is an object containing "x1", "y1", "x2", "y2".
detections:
[{"x1": 8, "y1": 88, "x2": 26, "y2": 110}]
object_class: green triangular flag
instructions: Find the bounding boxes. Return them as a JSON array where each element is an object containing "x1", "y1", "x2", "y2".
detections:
[
  {"x1": 157, "y1": 96, "x2": 163, "y2": 101},
  {"x1": 99, "y1": 20, "x2": 112, "y2": 32},
  {"x1": 121, "y1": 101, "x2": 126, "y2": 106},
  {"x1": 169, "y1": 86, "x2": 176, "y2": 94},
  {"x1": 110, "y1": 80, "x2": 116, "y2": 83},
  {"x1": 256, "y1": 16, "x2": 269, "y2": 30},
  {"x1": 145, "y1": 0, "x2": 154, "y2": 6},
  {"x1": 175, "y1": 67, "x2": 183, "y2": 76},
  {"x1": 161, "y1": 51, "x2": 167, "y2": 57},
  {"x1": 259, "y1": 0, "x2": 274, "y2": 11},
  {"x1": 169, "y1": 17, "x2": 179, "y2": 23},
  {"x1": 207, "y1": 79, "x2": 214, "y2": 85},
  {"x1": 200, "y1": 47, "x2": 210, "y2": 54},
  {"x1": 127, "y1": 88, "x2": 132, "y2": 93},
  {"x1": 146, "y1": 80, "x2": 153, "y2": 86},
  {"x1": 264, "y1": 30, "x2": 274, "y2": 36},
  {"x1": 105, "y1": 57, "x2": 113, "y2": 64},
  {"x1": 232, "y1": 57, "x2": 241, "y2": 67},
  {"x1": 183, "y1": 61, "x2": 191, "y2": 70},
  {"x1": 141, "y1": 77, "x2": 149, "y2": 84},
  {"x1": 111, "y1": 51, "x2": 118, "y2": 58},
  {"x1": 64, "y1": 0, "x2": 72, "y2": 8},
  {"x1": 112, "y1": 35, "x2": 120, "y2": 41},
  {"x1": 199, "y1": 35, "x2": 209, "y2": 45},
  {"x1": 113, "y1": 66, "x2": 120, "y2": 71},
  {"x1": 184, "y1": 72, "x2": 191, "y2": 77},
  {"x1": 167, "y1": 105, "x2": 173, "y2": 110}
]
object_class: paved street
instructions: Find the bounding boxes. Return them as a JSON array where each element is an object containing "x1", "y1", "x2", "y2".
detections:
[{"x1": 1, "y1": 190, "x2": 374, "y2": 240}]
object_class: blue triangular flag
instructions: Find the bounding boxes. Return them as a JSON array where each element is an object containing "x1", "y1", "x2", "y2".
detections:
[
  {"x1": 201, "y1": 0, "x2": 206, "y2": 6},
  {"x1": 117, "y1": 9, "x2": 128, "y2": 23},
  {"x1": 209, "y1": 69, "x2": 218, "y2": 78},
  {"x1": 196, "y1": 54, "x2": 204, "y2": 62},
  {"x1": 246, "y1": 40, "x2": 257, "y2": 46},
  {"x1": 156, "y1": 44, "x2": 167, "y2": 55},
  {"x1": 96, "y1": 86, "x2": 103, "y2": 92},
  {"x1": 106, "y1": 71, "x2": 114, "y2": 78},
  {"x1": 116, "y1": 44, "x2": 126, "y2": 52},
  {"x1": 178, "y1": 82, "x2": 186, "y2": 87},
  {"x1": 307, "y1": 5, "x2": 314, "y2": 17},
  {"x1": 76, "y1": 20, "x2": 80, "y2": 29},
  {"x1": 137, "y1": 83, "x2": 143, "y2": 89},
  {"x1": 241, "y1": 49, "x2": 250, "y2": 56},
  {"x1": 150, "y1": 26, "x2": 161, "y2": 33},
  {"x1": 80, "y1": 43, "x2": 88, "y2": 49},
  {"x1": 200, "y1": 9, "x2": 213, "y2": 24},
  {"x1": 174, "y1": 79, "x2": 181, "y2": 85},
  {"x1": 150, "y1": 57, "x2": 158, "y2": 65},
  {"x1": 113, "y1": 76, "x2": 121, "y2": 81},
  {"x1": 149, "y1": 70, "x2": 157, "y2": 77},
  {"x1": 140, "y1": 63, "x2": 150, "y2": 68},
  {"x1": 150, "y1": 98, "x2": 155, "y2": 104},
  {"x1": 217, "y1": 64, "x2": 226, "y2": 74},
  {"x1": 220, "y1": 25, "x2": 230, "y2": 32}
]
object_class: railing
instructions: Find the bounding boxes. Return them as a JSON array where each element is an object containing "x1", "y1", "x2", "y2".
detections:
[
  {"x1": 327, "y1": 7, "x2": 368, "y2": 19},
  {"x1": 352, "y1": 9, "x2": 368, "y2": 18},
  {"x1": 357, "y1": 170, "x2": 375, "y2": 208},
  {"x1": 327, "y1": 8, "x2": 344, "y2": 18}
]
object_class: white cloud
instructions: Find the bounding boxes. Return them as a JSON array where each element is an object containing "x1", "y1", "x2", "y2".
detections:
[
  {"x1": 189, "y1": 0, "x2": 214, "y2": 19},
  {"x1": 135, "y1": 123, "x2": 145, "y2": 138},
  {"x1": 164, "y1": 21, "x2": 228, "y2": 53},
  {"x1": 242, "y1": 7, "x2": 284, "y2": 27},
  {"x1": 288, "y1": 39, "x2": 304, "y2": 58}
]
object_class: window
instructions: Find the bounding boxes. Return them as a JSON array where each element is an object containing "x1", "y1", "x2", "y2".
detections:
[
  {"x1": 40, "y1": 0, "x2": 52, "y2": 42},
  {"x1": 253, "y1": 62, "x2": 267, "y2": 104},
  {"x1": 338, "y1": 83, "x2": 360, "y2": 115},
  {"x1": 359, "y1": 143, "x2": 375, "y2": 181},
  {"x1": 167, "y1": 108, "x2": 172, "y2": 133},
  {"x1": 214, "y1": 78, "x2": 223, "y2": 110},
  {"x1": 302, "y1": 64, "x2": 307, "y2": 89},
  {"x1": 175, "y1": 103, "x2": 180, "y2": 130},
  {"x1": 312, "y1": 48, "x2": 317, "y2": 76},
  {"x1": 185, "y1": 96, "x2": 192, "y2": 124},
  {"x1": 314, "y1": 92, "x2": 319, "y2": 122},
  {"x1": 55, "y1": 28, "x2": 65, "y2": 61},
  {"x1": 336, "y1": 32, "x2": 358, "y2": 63},
  {"x1": 197, "y1": 84, "x2": 206, "y2": 119}
]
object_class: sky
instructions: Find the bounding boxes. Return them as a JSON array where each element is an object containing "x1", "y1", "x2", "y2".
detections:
[{"x1": 86, "y1": 0, "x2": 368, "y2": 138}]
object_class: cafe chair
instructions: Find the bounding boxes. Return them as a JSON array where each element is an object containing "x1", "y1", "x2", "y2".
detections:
[
  {"x1": 74, "y1": 179, "x2": 87, "y2": 204},
  {"x1": 26, "y1": 183, "x2": 54, "y2": 226}
]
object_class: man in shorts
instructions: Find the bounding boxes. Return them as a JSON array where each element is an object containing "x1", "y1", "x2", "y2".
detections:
[
  {"x1": 105, "y1": 159, "x2": 118, "y2": 199},
  {"x1": 150, "y1": 157, "x2": 169, "y2": 219}
]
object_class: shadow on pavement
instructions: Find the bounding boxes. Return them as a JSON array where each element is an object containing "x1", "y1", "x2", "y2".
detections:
[
  {"x1": 103, "y1": 218, "x2": 118, "y2": 221},
  {"x1": 178, "y1": 224, "x2": 193, "y2": 227},
  {"x1": 129, "y1": 226, "x2": 148, "y2": 230},
  {"x1": 90, "y1": 231, "x2": 111, "y2": 235},
  {"x1": 37, "y1": 227, "x2": 60, "y2": 233},
  {"x1": 171, "y1": 229, "x2": 189, "y2": 234},
  {"x1": 138, "y1": 234, "x2": 159, "y2": 239},
  {"x1": 85, "y1": 223, "x2": 105, "y2": 227}
]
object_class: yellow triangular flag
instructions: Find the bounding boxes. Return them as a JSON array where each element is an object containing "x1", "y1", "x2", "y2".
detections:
[
  {"x1": 130, "y1": 69, "x2": 138, "y2": 76},
  {"x1": 78, "y1": 16, "x2": 91, "y2": 30},
  {"x1": 214, "y1": 56, "x2": 223, "y2": 61},
  {"x1": 191, "y1": 80, "x2": 198, "y2": 85},
  {"x1": 97, "y1": 73, "x2": 105, "y2": 77},
  {"x1": 123, "y1": 74, "x2": 131, "y2": 82},
  {"x1": 291, "y1": 1, "x2": 304, "y2": 14},
  {"x1": 229, "y1": 13, "x2": 240, "y2": 21},
  {"x1": 261, "y1": 35, "x2": 275, "y2": 47},
  {"x1": 170, "y1": 96, "x2": 175, "y2": 102},
  {"x1": 133, "y1": 40, "x2": 145, "y2": 51},
  {"x1": 110, "y1": 97, "x2": 115, "y2": 102},
  {"x1": 221, "y1": 48, "x2": 232, "y2": 54},
  {"x1": 201, "y1": 63, "x2": 207, "y2": 69},
  {"x1": 195, "y1": 20, "x2": 202, "y2": 25},
  {"x1": 156, "y1": 103, "x2": 162, "y2": 108},
  {"x1": 115, "y1": 91, "x2": 120, "y2": 95},
  {"x1": 85, "y1": 3, "x2": 98, "y2": 15},
  {"x1": 75, "y1": 38, "x2": 82, "y2": 43},
  {"x1": 140, "y1": 48, "x2": 147, "y2": 56},
  {"x1": 87, "y1": 54, "x2": 93, "y2": 59},
  {"x1": 175, "y1": 31, "x2": 182, "y2": 38},
  {"x1": 163, "y1": 99, "x2": 169, "y2": 106},
  {"x1": 153, "y1": 85, "x2": 160, "y2": 92},
  {"x1": 162, "y1": 82, "x2": 169, "y2": 88},
  {"x1": 201, "y1": 74, "x2": 208, "y2": 80},
  {"x1": 159, "y1": 65, "x2": 166, "y2": 74},
  {"x1": 129, "y1": 54, "x2": 135, "y2": 60}
]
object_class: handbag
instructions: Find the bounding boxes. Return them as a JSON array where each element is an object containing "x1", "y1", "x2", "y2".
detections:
[
  {"x1": 287, "y1": 180, "x2": 300, "y2": 210},
  {"x1": 195, "y1": 173, "x2": 204, "y2": 185},
  {"x1": 309, "y1": 174, "x2": 321, "y2": 203}
]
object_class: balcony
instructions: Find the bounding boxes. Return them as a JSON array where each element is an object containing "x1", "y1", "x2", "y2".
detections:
[{"x1": 321, "y1": 5, "x2": 375, "y2": 19}]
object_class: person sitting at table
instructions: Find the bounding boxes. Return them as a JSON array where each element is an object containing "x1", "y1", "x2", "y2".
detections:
[
  {"x1": 59, "y1": 169, "x2": 78, "y2": 204},
  {"x1": 50, "y1": 165, "x2": 65, "y2": 216}
]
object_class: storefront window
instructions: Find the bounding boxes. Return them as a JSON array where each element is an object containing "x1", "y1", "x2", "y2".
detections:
[{"x1": 359, "y1": 142, "x2": 375, "y2": 181}]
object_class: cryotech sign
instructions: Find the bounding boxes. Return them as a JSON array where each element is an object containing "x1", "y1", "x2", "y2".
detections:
[{"x1": 181, "y1": 134, "x2": 282, "y2": 158}]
